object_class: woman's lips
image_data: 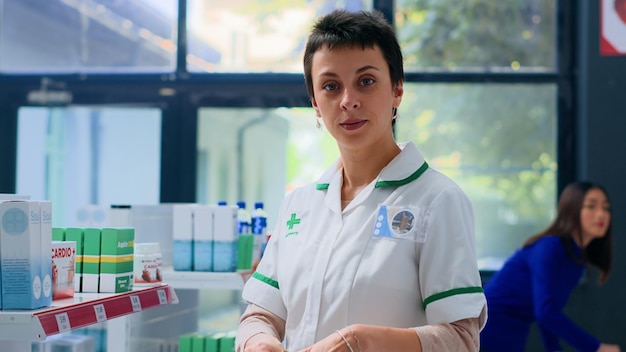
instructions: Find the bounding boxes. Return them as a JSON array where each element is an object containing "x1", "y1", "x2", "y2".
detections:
[{"x1": 340, "y1": 120, "x2": 367, "y2": 131}]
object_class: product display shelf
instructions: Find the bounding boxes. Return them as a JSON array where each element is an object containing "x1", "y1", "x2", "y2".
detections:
[
  {"x1": 0, "y1": 284, "x2": 178, "y2": 343},
  {"x1": 162, "y1": 267, "x2": 253, "y2": 290}
]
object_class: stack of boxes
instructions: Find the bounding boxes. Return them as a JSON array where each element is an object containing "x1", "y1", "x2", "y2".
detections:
[
  {"x1": 179, "y1": 331, "x2": 236, "y2": 352},
  {"x1": 173, "y1": 203, "x2": 240, "y2": 273},
  {"x1": 0, "y1": 194, "x2": 138, "y2": 309},
  {"x1": 55, "y1": 227, "x2": 135, "y2": 294}
]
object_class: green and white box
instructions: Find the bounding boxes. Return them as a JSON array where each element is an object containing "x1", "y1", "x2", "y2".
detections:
[
  {"x1": 82, "y1": 228, "x2": 102, "y2": 293},
  {"x1": 99, "y1": 228, "x2": 134, "y2": 293},
  {"x1": 65, "y1": 228, "x2": 85, "y2": 292}
]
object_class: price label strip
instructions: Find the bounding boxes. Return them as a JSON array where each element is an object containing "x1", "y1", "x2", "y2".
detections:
[
  {"x1": 157, "y1": 289, "x2": 167, "y2": 305},
  {"x1": 130, "y1": 295, "x2": 142, "y2": 312},
  {"x1": 93, "y1": 304, "x2": 107, "y2": 322},
  {"x1": 55, "y1": 312, "x2": 71, "y2": 333}
]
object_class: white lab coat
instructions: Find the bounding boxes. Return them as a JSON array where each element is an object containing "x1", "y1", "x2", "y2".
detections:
[{"x1": 242, "y1": 141, "x2": 486, "y2": 351}]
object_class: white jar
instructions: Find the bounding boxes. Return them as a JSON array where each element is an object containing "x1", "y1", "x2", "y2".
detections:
[{"x1": 134, "y1": 242, "x2": 163, "y2": 287}]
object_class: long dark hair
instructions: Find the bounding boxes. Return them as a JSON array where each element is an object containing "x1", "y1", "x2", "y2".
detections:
[{"x1": 523, "y1": 181, "x2": 613, "y2": 283}]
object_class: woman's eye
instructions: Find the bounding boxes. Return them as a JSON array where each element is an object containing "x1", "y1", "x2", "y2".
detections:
[
  {"x1": 361, "y1": 77, "x2": 375, "y2": 86},
  {"x1": 323, "y1": 83, "x2": 338, "y2": 91}
]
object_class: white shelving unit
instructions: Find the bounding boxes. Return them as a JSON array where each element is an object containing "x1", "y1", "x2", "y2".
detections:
[
  {"x1": 0, "y1": 284, "x2": 178, "y2": 351},
  {"x1": 161, "y1": 268, "x2": 251, "y2": 290}
]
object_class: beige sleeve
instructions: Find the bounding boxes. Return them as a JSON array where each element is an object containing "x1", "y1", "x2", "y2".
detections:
[
  {"x1": 414, "y1": 317, "x2": 481, "y2": 352},
  {"x1": 235, "y1": 303, "x2": 286, "y2": 352}
]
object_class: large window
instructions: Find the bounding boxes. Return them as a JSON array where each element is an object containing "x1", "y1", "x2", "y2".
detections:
[
  {"x1": 186, "y1": 0, "x2": 373, "y2": 72},
  {"x1": 396, "y1": 0, "x2": 557, "y2": 71},
  {"x1": 396, "y1": 84, "x2": 557, "y2": 260},
  {"x1": 0, "y1": 0, "x2": 570, "y2": 267},
  {"x1": 16, "y1": 106, "x2": 161, "y2": 226},
  {"x1": 0, "y1": 0, "x2": 179, "y2": 73}
]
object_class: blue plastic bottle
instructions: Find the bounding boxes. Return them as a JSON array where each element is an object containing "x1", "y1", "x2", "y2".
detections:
[
  {"x1": 236, "y1": 201, "x2": 251, "y2": 235},
  {"x1": 251, "y1": 201, "x2": 268, "y2": 268}
]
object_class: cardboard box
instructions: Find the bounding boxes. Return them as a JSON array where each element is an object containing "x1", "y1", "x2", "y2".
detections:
[
  {"x1": 65, "y1": 228, "x2": 85, "y2": 292},
  {"x1": 39, "y1": 201, "x2": 53, "y2": 303},
  {"x1": 172, "y1": 204, "x2": 194, "y2": 271},
  {"x1": 193, "y1": 205, "x2": 214, "y2": 272},
  {"x1": 99, "y1": 227, "x2": 134, "y2": 293},
  {"x1": 0, "y1": 200, "x2": 50, "y2": 309},
  {"x1": 82, "y1": 228, "x2": 102, "y2": 293},
  {"x1": 51, "y1": 241, "x2": 76, "y2": 299},
  {"x1": 213, "y1": 205, "x2": 238, "y2": 272}
]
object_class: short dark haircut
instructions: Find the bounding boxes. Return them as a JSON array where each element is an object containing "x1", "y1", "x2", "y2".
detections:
[
  {"x1": 524, "y1": 181, "x2": 613, "y2": 283},
  {"x1": 303, "y1": 9, "x2": 404, "y2": 100}
]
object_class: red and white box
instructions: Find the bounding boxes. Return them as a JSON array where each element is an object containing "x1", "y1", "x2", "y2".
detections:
[{"x1": 51, "y1": 240, "x2": 76, "y2": 300}]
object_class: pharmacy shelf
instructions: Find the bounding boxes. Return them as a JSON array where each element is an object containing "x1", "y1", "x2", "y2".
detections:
[
  {"x1": 0, "y1": 284, "x2": 178, "y2": 342},
  {"x1": 162, "y1": 268, "x2": 252, "y2": 290}
]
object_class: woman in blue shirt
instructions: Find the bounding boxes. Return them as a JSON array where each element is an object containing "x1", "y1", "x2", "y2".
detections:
[{"x1": 480, "y1": 181, "x2": 620, "y2": 352}]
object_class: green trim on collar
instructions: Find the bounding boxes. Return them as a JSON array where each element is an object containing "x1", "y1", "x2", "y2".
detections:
[
  {"x1": 422, "y1": 286, "x2": 484, "y2": 310},
  {"x1": 316, "y1": 161, "x2": 429, "y2": 191},
  {"x1": 316, "y1": 183, "x2": 329, "y2": 190},
  {"x1": 375, "y1": 161, "x2": 429, "y2": 188},
  {"x1": 252, "y1": 271, "x2": 279, "y2": 289}
]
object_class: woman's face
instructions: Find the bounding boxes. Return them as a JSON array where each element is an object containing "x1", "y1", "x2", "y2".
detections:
[
  {"x1": 310, "y1": 44, "x2": 403, "y2": 152},
  {"x1": 580, "y1": 187, "x2": 611, "y2": 244}
]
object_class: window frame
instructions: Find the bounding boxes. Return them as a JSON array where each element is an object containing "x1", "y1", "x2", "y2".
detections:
[{"x1": 0, "y1": 0, "x2": 576, "y2": 202}]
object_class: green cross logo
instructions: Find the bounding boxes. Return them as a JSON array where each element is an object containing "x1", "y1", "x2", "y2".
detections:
[{"x1": 286, "y1": 213, "x2": 301, "y2": 230}]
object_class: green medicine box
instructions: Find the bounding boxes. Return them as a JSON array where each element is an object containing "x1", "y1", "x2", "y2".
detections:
[
  {"x1": 82, "y1": 228, "x2": 102, "y2": 293},
  {"x1": 99, "y1": 227, "x2": 134, "y2": 293}
]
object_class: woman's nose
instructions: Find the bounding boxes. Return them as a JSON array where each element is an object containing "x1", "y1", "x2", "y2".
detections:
[{"x1": 340, "y1": 89, "x2": 361, "y2": 110}]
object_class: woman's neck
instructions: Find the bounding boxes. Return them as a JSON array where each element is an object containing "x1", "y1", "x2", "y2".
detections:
[{"x1": 340, "y1": 141, "x2": 401, "y2": 201}]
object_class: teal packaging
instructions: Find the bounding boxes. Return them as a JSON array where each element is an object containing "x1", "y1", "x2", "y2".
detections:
[
  {"x1": 0, "y1": 200, "x2": 49, "y2": 309},
  {"x1": 205, "y1": 333, "x2": 221, "y2": 352},
  {"x1": 173, "y1": 204, "x2": 194, "y2": 271},
  {"x1": 193, "y1": 205, "x2": 214, "y2": 272},
  {"x1": 179, "y1": 333, "x2": 194, "y2": 352},
  {"x1": 192, "y1": 334, "x2": 206, "y2": 352},
  {"x1": 52, "y1": 227, "x2": 66, "y2": 241},
  {"x1": 219, "y1": 332, "x2": 236, "y2": 352},
  {"x1": 213, "y1": 204, "x2": 238, "y2": 272}
]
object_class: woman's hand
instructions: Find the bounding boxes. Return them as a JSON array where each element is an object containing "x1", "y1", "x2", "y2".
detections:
[
  {"x1": 297, "y1": 329, "x2": 354, "y2": 352},
  {"x1": 243, "y1": 333, "x2": 285, "y2": 352},
  {"x1": 597, "y1": 343, "x2": 621, "y2": 352}
]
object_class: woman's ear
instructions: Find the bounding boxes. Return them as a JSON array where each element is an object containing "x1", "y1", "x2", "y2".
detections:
[
  {"x1": 393, "y1": 81, "x2": 404, "y2": 108},
  {"x1": 311, "y1": 98, "x2": 321, "y2": 117}
]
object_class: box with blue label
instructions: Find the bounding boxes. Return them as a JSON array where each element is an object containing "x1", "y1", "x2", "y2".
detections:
[{"x1": 0, "y1": 200, "x2": 52, "y2": 309}]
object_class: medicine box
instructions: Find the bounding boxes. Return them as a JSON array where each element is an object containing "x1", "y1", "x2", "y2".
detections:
[
  {"x1": 82, "y1": 228, "x2": 102, "y2": 293},
  {"x1": 0, "y1": 200, "x2": 51, "y2": 309},
  {"x1": 213, "y1": 205, "x2": 238, "y2": 272},
  {"x1": 99, "y1": 227, "x2": 134, "y2": 293},
  {"x1": 173, "y1": 204, "x2": 194, "y2": 271},
  {"x1": 40, "y1": 201, "x2": 53, "y2": 303},
  {"x1": 51, "y1": 240, "x2": 76, "y2": 299},
  {"x1": 193, "y1": 205, "x2": 214, "y2": 272},
  {"x1": 65, "y1": 228, "x2": 85, "y2": 292}
]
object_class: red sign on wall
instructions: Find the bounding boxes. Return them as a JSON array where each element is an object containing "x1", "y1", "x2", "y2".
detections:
[{"x1": 601, "y1": 0, "x2": 626, "y2": 55}]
